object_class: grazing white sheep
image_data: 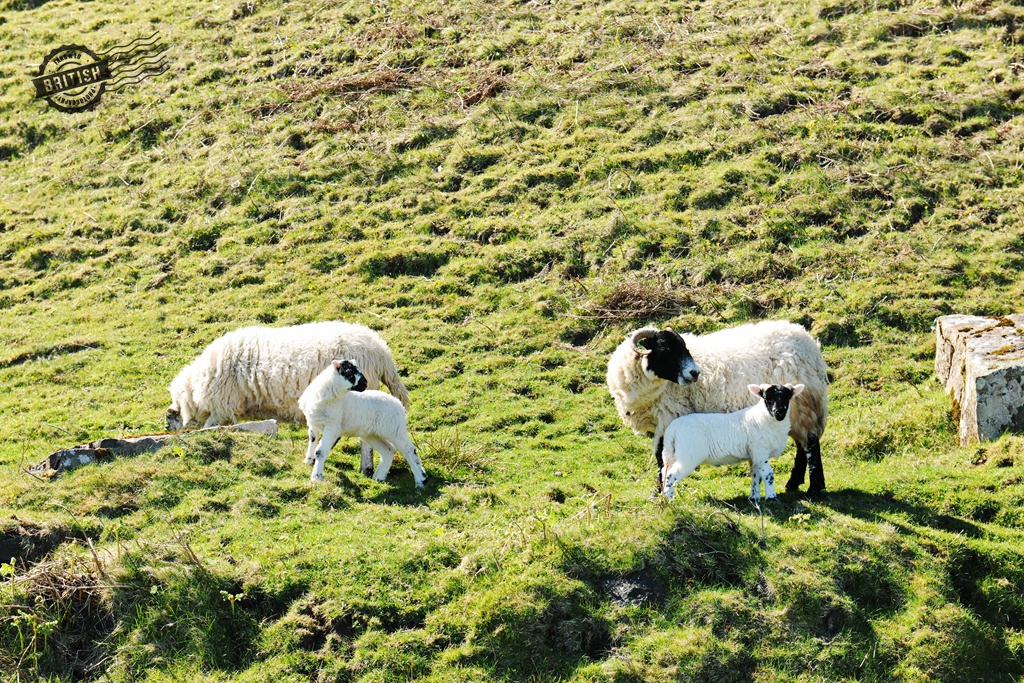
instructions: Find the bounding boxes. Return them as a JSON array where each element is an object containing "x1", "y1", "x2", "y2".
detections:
[
  {"x1": 299, "y1": 359, "x2": 426, "y2": 487},
  {"x1": 662, "y1": 383, "x2": 805, "y2": 501},
  {"x1": 607, "y1": 320, "x2": 829, "y2": 495},
  {"x1": 166, "y1": 321, "x2": 409, "y2": 476}
]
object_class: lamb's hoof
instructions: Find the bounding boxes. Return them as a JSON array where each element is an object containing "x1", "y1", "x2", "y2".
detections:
[
  {"x1": 362, "y1": 466, "x2": 374, "y2": 477},
  {"x1": 415, "y1": 481, "x2": 425, "y2": 489},
  {"x1": 311, "y1": 474, "x2": 324, "y2": 484},
  {"x1": 765, "y1": 495, "x2": 777, "y2": 502},
  {"x1": 806, "y1": 487, "x2": 826, "y2": 500},
  {"x1": 303, "y1": 456, "x2": 315, "y2": 465},
  {"x1": 372, "y1": 475, "x2": 386, "y2": 483},
  {"x1": 785, "y1": 482, "x2": 802, "y2": 493}
]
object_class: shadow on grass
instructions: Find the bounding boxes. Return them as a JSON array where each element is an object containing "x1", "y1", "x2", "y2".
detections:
[
  {"x1": 681, "y1": 489, "x2": 1024, "y2": 681},
  {"x1": 469, "y1": 581, "x2": 614, "y2": 681},
  {"x1": 716, "y1": 486, "x2": 984, "y2": 539},
  {"x1": 364, "y1": 467, "x2": 448, "y2": 505},
  {"x1": 811, "y1": 487, "x2": 984, "y2": 538},
  {"x1": 108, "y1": 561, "x2": 308, "y2": 678},
  {"x1": 314, "y1": 455, "x2": 449, "y2": 506},
  {"x1": 816, "y1": 488, "x2": 1024, "y2": 638}
]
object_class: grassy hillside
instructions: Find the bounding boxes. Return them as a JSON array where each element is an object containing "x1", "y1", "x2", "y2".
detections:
[{"x1": 2, "y1": 0, "x2": 1024, "y2": 679}]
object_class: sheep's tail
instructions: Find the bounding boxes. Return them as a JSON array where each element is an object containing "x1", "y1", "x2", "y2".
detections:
[{"x1": 381, "y1": 359, "x2": 411, "y2": 409}]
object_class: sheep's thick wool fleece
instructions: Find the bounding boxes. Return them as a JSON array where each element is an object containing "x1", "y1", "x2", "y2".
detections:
[
  {"x1": 171, "y1": 322, "x2": 407, "y2": 424},
  {"x1": 607, "y1": 320, "x2": 828, "y2": 444}
]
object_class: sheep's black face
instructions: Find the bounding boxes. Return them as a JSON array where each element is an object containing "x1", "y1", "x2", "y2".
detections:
[
  {"x1": 335, "y1": 359, "x2": 368, "y2": 392},
  {"x1": 637, "y1": 330, "x2": 701, "y2": 385},
  {"x1": 761, "y1": 385, "x2": 796, "y2": 421},
  {"x1": 166, "y1": 407, "x2": 183, "y2": 431}
]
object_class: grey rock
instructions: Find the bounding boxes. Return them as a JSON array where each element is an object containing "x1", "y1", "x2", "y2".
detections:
[
  {"x1": 936, "y1": 315, "x2": 1024, "y2": 445},
  {"x1": 602, "y1": 568, "x2": 666, "y2": 608},
  {"x1": 28, "y1": 419, "x2": 279, "y2": 479}
]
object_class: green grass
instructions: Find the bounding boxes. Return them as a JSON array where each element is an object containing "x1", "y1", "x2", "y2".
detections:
[{"x1": 2, "y1": 0, "x2": 1024, "y2": 679}]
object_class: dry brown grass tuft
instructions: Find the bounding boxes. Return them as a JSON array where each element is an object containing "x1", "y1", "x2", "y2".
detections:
[
  {"x1": 461, "y1": 74, "x2": 509, "y2": 107},
  {"x1": 311, "y1": 118, "x2": 362, "y2": 134},
  {"x1": 281, "y1": 67, "x2": 414, "y2": 102},
  {"x1": 3, "y1": 553, "x2": 115, "y2": 679},
  {"x1": 586, "y1": 276, "x2": 704, "y2": 322}
]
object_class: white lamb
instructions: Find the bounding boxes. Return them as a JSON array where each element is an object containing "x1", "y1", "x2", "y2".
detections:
[
  {"x1": 298, "y1": 359, "x2": 426, "y2": 487},
  {"x1": 607, "y1": 321, "x2": 829, "y2": 496},
  {"x1": 662, "y1": 383, "x2": 805, "y2": 501},
  {"x1": 166, "y1": 321, "x2": 409, "y2": 476}
]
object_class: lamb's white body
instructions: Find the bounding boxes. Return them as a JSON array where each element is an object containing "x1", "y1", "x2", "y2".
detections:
[
  {"x1": 607, "y1": 320, "x2": 829, "y2": 492},
  {"x1": 662, "y1": 395, "x2": 793, "y2": 501},
  {"x1": 167, "y1": 321, "x2": 409, "y2": 475},
  {"x1": 299, "y1": 363, "x2": 425, "y2": 486}
]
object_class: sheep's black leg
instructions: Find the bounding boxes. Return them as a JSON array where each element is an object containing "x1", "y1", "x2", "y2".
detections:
[
  {"x1": 360, "y1": 441, "x2": 375, "y2": 477},
  {"x1": 806, "y1": 437, "x2": 825, "y2": 497},
  {"x1": 786, "y1": 443, "x2": 807, "y2": 492}
]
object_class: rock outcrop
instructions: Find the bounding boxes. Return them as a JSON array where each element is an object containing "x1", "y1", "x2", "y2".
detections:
[
  {"x1": 28, "y1": 420, "x2": 279, "y2": 479},
  {"x1": 935, "y1": 315, "x2": 1024, "y2": 445}
]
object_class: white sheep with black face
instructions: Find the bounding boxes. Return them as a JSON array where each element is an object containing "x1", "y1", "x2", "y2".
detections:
[
  {"x1": 166, "y1": 321, "x2": 409, "y2": 477},
  {"x1": 298, "y1": 359, "x2": 426, "y2": 487},
  {"x1": 607, "y1": 320, "x2": 829, "y2": 496},
  {"x1": 662, "y1": 383, "x2": 805, "y2": 501}
]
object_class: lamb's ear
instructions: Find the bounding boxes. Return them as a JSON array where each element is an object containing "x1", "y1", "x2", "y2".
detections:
[
  {"x1": 748, "y1": 384, "x2": 763, "y2": 397},
  {"x1": 332, "y1": 360, "x2": 341, "y2": 371},
  {"x1": 792, "y1": 384, "x2": 805, "y2": 396}
]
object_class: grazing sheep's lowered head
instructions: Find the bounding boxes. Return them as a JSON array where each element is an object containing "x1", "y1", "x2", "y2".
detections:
[
  {"x1": 166, "y1": 365, "x2": 197, "y2": 430},
  {"x1": 166, "y1": 407, "x2": 184, "y2": 431},
  {"x1": 631, "y1": 327, "x2": 701, "y2": 386},
  {"x1": 749, "y1": 383, "x2": 805, "y2": 421}
]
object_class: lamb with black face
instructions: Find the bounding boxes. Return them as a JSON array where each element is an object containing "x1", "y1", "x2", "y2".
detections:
[
  {"x1": 334, "y1": 359, "x2": 368, "y2": 392},
  {"x1": 632, "y1": 328, "x2": 700, "y2": 385},
  {"x1": 760, "y1": 384, "x2": 797, "y2": 421}
]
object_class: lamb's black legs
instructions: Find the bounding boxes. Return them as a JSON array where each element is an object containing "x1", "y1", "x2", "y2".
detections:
[{"x1": 786, "y1": 437, "x2": 825, "y2": 497}]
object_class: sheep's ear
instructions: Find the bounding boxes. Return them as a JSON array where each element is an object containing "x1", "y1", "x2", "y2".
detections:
[
  {"x1": 792, "y1": 384, "x2": 805, "y2": 396},
  {"x1": 332, "y1": 360, "x2": 341, "y2": 371},
  {"x1": 748, "y1": 384, "x2": 763, "y2": 397}
]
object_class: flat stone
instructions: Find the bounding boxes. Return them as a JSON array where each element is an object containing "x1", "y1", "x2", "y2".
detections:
[
  {"x1": 28, "y1": 419, "x2": 279, "y2": 478},
  {"x1": 602, "y1": 568, "x2": 666, "y2": 608},
  {"x1": 935, "y1": 315, "x2": 1024, "y2": 445}
]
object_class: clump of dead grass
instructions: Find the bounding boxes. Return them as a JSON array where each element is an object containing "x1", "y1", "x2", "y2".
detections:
[
  {"x1": 585, "y1": 275, "x2": 705, "y2": 323},
  {"x1": 461, "y1": 73, "x2": 509, "y2": 107},
  {"x1": 1, "y1": 552, "x2": 115, "y2": 680},
  {"x1": 280, "y1": 67, "x2": 414, "y2": 102}
]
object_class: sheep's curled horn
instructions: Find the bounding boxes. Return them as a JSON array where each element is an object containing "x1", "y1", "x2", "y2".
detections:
[{"x1": 631, "y1": 328, "x2": 658, "y2": 356}]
